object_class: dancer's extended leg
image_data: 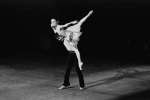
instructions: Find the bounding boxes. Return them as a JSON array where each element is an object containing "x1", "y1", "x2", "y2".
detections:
[
  {"x1": 72, "y1": 47, "x2": 83, "y2": 70},
  {"x1": 76, "y1": 10, "x2": 93, "y2": 27},
  {"x1": 66, "y1": 10, "x2": 93, "y2": 32}
]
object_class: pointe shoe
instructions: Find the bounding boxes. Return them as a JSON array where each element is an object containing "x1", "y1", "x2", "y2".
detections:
[{"x1": 89, "y1": 10, "x2": 93, "y2": 14}]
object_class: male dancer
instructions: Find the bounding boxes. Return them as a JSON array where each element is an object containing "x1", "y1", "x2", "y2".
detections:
[{"x1": 51, "y1": 10, "x2": 93, "y2": 90}]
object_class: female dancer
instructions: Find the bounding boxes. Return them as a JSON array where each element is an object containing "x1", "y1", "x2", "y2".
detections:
[{"x1": 51, "y1": 10, "x2": 93, "y2": 70}]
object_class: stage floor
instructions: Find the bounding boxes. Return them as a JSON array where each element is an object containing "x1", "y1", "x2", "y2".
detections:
[{"x1": 0, "y1": 56, "x2": 150, "y2": 100}]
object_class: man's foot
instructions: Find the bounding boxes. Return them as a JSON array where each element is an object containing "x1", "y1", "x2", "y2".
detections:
[
  {"x1": 80, "y1": 87, "x2": 85, "y2": 90},
  {"x1": 59, "y1": 85, "x2": 68, "y2": 90}
]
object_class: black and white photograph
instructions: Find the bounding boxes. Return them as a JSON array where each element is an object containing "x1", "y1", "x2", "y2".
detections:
[{"x1": 0, "y1": 0, "x2": 150, "y2": 100}]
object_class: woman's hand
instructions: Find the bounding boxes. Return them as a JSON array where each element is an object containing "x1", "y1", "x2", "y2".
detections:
[{"x1": 71, "y1": 20, "x2": 78, "y2": 24}]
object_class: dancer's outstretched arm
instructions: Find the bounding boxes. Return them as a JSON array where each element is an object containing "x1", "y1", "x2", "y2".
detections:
[{"x1": 60, "y1": 20, "x2": 78, "y2": 28}]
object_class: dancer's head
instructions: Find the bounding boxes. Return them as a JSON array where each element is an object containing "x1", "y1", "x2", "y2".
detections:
[
  {"x1": 51, "y1": 19, "x2": 58, "y2": 27},
  {"x1": 51, "y1": 19, "x2": 56, "y2": 23}
]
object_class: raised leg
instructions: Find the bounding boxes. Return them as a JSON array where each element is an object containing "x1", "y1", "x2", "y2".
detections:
[
  {"x1": 76, "y1": 10, "x2": 93, "y2": 27},
  {"x1": 66, "y1": 10, "x2": 93, "y2": 32}
]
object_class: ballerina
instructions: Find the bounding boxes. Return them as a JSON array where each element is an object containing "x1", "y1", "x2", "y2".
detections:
[{"x1": 51, "y1": 10, "x2": 93, "y2": 70}]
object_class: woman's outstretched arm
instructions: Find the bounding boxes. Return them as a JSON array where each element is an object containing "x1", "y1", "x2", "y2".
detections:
[{"x1": 60, "y1": 20, "x2": 78, "y2": 28}]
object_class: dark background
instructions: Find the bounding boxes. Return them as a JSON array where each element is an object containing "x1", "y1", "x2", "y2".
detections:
[{"x1": 0, "y1": 0, "x2": 150, "y2": 62}]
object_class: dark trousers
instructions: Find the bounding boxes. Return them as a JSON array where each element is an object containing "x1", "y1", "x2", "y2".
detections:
[{"x1": 63, "y1": 51, "x2": 85, "y2": 88}]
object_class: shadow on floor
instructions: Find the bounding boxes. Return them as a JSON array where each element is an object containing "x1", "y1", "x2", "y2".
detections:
[
  {"x1": 85, "y1": 69, "x2": 150, "y2": 89},
  {"x1": 114, "y1": 89, "x2": 150, "y2": 100}
]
